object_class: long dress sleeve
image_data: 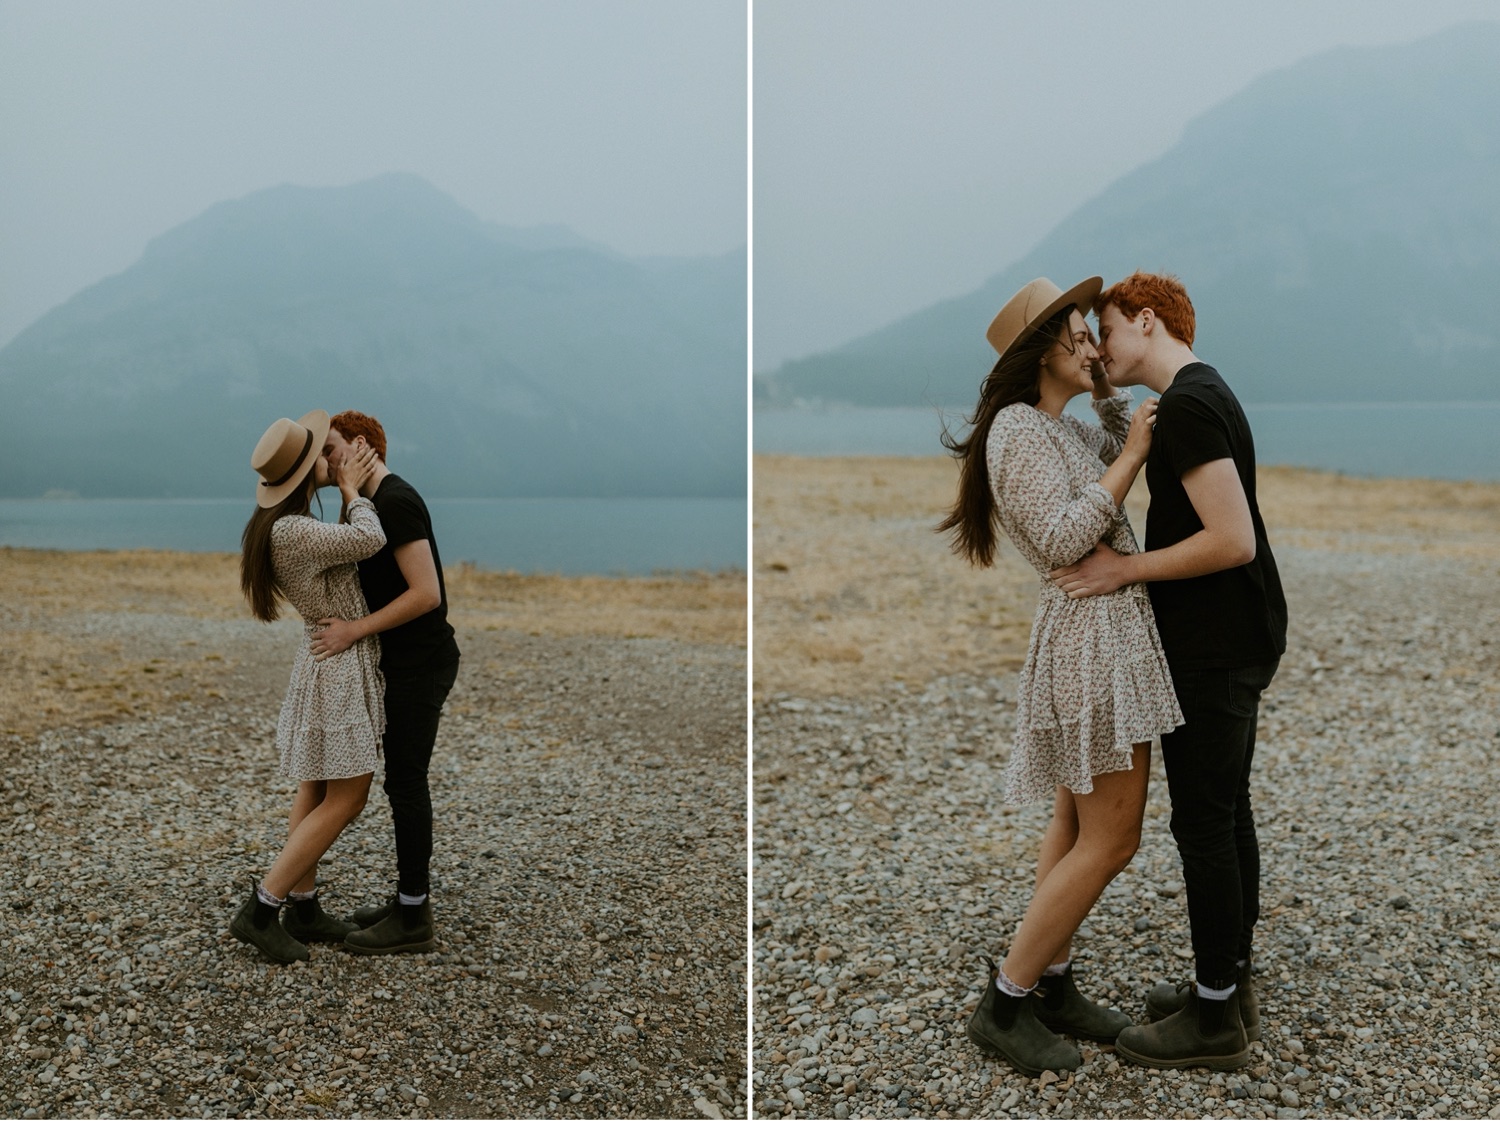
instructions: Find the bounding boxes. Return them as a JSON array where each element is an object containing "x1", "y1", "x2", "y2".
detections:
[
  {"x1": 271, "y1": 497, "x2": 387, "y2": 573},
  {"x1": 1089, "y1": 390, "x2": 1133, "y2": 466},
  {"x1": 988, "y1": 412, "x2": 1121, "y2": 570},
  {"x1": 1060, "y1": 390, "x2": 1133, "y2": 467}
]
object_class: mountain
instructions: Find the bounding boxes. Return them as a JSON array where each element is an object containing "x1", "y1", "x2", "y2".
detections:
[
  {"x1": 756, "y1": 23, "x2": 1500, "y2": 409},
  {"x1": 0, "y1": 173, "x2": 745, "y2": 498}
]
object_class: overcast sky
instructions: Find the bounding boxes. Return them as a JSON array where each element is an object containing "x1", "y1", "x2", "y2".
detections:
[
  {"x1": 0, "y1": 0, "x2": 746, "y2": 346},
  {"x1": 754, "y1": 0, "x2": 1500, "y2": 370}
]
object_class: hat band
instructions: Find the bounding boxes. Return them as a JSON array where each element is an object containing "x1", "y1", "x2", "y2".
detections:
[{"x1": 261, "y1": 428, "x2": 314, "y2": 489}]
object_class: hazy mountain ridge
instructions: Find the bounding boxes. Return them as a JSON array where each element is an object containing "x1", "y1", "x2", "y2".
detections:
[
  {"x1": 0, "y1": 173, "x2": 746, "y2": 498},
  {"x1": 757, "y1": 23, "x2": 1500, "y2": 408}
]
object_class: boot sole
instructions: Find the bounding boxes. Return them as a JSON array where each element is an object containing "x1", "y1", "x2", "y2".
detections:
[
  {"x1": 342, "y1": 937, "x2": 436, "y2": 956},
  {"x1": 229, "y1": 920, "x2": 309, "y2": 964},
  {"x1": 1115, "y1": 1038, "x2": 1249, "y2": 1071}
]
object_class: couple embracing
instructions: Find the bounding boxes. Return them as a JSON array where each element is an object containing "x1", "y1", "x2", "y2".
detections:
[
  {"x1": 941, "y1": 272, "x2": 1287, "y2": 1073},
  {"x1": 230, "y1": 409, "x2": 461, "y2": 963}
]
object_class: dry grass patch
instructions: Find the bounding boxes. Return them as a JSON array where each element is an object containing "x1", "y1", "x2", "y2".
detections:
[
  {"x1": 752, "y1": 456, "x2": 1500, "y2": 699},
  {"x1": 753, "y1": 457, "x2": 1041, "y2": 699},
  {"x1": 446, "y1": 565, "x2": 746, "y2": 647},
  {"x1": 0, "y1": 547, "x2": 246, "y2": 618},
  {"x1": 0, "y1": 548, "x2": 745, "y2": 740},
  {"x1": 1256, "y1": 465, "x2": 1500, "y2": 554},
  {"x1": 0, "y1": 549, "x2": 250, "y2": 737},
  {"x1": 0, "y1": 630, "x2": 240, "y2": 739}
]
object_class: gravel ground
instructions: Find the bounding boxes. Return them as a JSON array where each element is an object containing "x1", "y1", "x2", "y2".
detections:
[
  {"x1": 2, "y1": 608, "x2": 747, "y2": 1119},
  {"x1": 753, "y1": 543, "x2": 1500, "y2": 1119}
]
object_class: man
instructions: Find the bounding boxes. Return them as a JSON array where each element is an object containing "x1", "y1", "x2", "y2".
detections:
[
  {"x1": 1049, "y1": 272, "x2": 1287, "y2": 1069},
  {"x1": 312, "y1": 411, "x2": 462, "y2": 954}
]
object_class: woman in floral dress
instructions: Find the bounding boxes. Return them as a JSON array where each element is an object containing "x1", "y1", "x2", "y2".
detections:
[
  {"x1": 230, "y1": 409, "x2": 386, "y2": 963},
  {"x1": 938, "y1": 277, "x2": 1183, "y2": 1074}
]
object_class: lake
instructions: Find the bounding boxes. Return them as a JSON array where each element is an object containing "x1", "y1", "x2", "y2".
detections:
[
  {"x1": 0, "y1": 496, "x2": 747, "y2": 576},
  {"x1": 754, "y1": 400, "x2": 1500, "y2": 482}
]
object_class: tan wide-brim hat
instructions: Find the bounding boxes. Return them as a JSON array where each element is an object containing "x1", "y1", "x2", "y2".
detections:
[
  {"x1": 251, "y1": 409, "x2": 330, "y2": 508},
  {"x1": 986, "y1": 275, "x2": 1103, "y2": 365}
]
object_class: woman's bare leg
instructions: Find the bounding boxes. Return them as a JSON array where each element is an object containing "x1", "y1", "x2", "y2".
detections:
[
  {"x1": 287, "y1": 781, "x2": 326, "y2": 895},
  {"x1": 262, "y1": 774, "x2": 372, "y2": 899},
  {"x1": 1033, "y1": 787, "x2": 1080, "y2": 967},
  {"x1": 1001, "y1": 743, "x2": 1150, "y2": 988}
]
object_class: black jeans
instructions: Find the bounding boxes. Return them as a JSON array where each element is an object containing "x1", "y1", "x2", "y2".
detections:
[
  {"x1": 1158, "y1": 658, "x2": 1279, "y2": 990},
  {"x1": 381, "y1": 655, "x2": 460, "y2": 898}
]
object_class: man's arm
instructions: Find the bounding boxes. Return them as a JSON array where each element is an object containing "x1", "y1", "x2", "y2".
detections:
[
  {"x1": 311, "y1": 539, "x2": 442, "y2": 659},
  {"x1": 1049, "y1": 457, "x2": 1256, "y2": 598}
]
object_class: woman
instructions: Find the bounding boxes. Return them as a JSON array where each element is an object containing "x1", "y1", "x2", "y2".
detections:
[
  {"x1": 937, "y1": 277, "x2": 1183, "y2": 1074},
  {"x1": 231, "y1": 409, "x2": 385, "y2": 963}
]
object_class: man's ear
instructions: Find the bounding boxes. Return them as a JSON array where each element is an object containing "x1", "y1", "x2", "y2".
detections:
[{"x1": 1139, "y1": 307, "x2": 1156, "y2": 334}]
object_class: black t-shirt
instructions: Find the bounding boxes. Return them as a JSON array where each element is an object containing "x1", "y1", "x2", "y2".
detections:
[
  {"x1": 1145, "y1": 363, "x2": 1287, "y2": 668},
  {"x1": 358, "y1": 474, "x2": 459, "y2": 673}
]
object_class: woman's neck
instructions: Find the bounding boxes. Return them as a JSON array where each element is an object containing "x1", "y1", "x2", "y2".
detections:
[{"x1": 1032, "y1": 389, "x2": 1072, "y2": 418}]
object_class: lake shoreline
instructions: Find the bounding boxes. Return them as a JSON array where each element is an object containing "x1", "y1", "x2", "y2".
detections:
[{"x1": 0, "y1": 495, "x2": 749, "y2": 576}]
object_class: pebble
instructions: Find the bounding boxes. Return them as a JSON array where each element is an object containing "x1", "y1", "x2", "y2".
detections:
[
  {"x1": 2, "y1": 614, "x2": 747, "y2": 1118},
  {"x1": 754, "y1": 545, "x2": 1500, "y2": 1118}
]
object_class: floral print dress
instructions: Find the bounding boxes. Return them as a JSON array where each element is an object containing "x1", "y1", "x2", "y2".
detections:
[
  {"x1": 986, "y1": 392, "x2": 1183, "y2": 804},
  {"x1": 269, "y1": 497, "x2": 387, "y2": 781}
]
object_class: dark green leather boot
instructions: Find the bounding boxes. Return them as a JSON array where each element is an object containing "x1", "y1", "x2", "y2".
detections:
[
  {"x1": 1144, "y1": 960, "x2": 1260, "y2": 1042},
  {"x1": 229, "y1": 886, "x2": 310, "y2": 964},
  {"x1": 282, "y1": 892, "x2": 358, "y2": 943},
  {"x1": 344, "y1": 897, "x2": 435, "y2": 955},
  {"x1": 1116, "y1": 988, "x2": 1249, "y2": 1070},
  {"x1": 1033, "y1": 966, "x2": 1132, "y2": 1042},
  {"x1": 966, "y1": 958, "x2": 1081, "y2": 1077},
  {"x1": 346, "y1": 895, "x2": 395, "y2": 929}
]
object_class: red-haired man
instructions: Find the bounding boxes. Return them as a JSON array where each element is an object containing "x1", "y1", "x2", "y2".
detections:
[
  {"x1": 1050, "y1": 272, "x2": 1287, "y2": 1070},
  {"x1": 312, "y1": 410, "x2": 461, "y2": 954}
]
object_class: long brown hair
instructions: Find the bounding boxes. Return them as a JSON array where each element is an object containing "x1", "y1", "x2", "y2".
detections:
[
  {"x1": 240, "y1": 471, "x2": 321, "y2": 622},
  {"x1": 936, "y1": 305, "x2": 1080, "y2": 567}
]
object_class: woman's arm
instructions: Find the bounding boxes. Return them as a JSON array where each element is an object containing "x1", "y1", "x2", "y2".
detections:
[
  {"x1": 1088, "y1": 389, "x2": 1132, "y2": 465},
  {"x1": 1050, "y1": 458, "x2": 1256, "y2": 598},
  {"x1": 274, "y1": 499, "x2": 387, "y2": 570},
  {"x1": 990, "y1": 421, "x2": 1123, "y2": 569},
  {"x1": 1093, "y1": 399, "x2": 1156, "y2": 506}
]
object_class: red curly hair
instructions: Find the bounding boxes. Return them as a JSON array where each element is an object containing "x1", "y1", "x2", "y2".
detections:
[
  {"x1": 329, "y1": 410, "x2": 388, "y2": 461},
  {"x1": 1096, "y1": 272, "x2": 1196, "y2": 347}
]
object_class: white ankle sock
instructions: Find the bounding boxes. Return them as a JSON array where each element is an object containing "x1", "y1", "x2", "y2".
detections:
[
  {"x1": 995, "y1": 968, "x2": 1034, "y2": 998},
  {"x1": 288, "y1": 889, "x2": 317, "y2": 902},
  {"x1": 1197, "y1": 981, "x2": 1236, "y2": 1001},
  {"x1": 255, "y1": 885, "x2": 284, "y2": 907},
  {"x1": 398, "y1": 891, "x2": 428, "y2": 906},
  {"x1": 1042, "y1": 961, "x2": 1070, "y2": 977}
]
